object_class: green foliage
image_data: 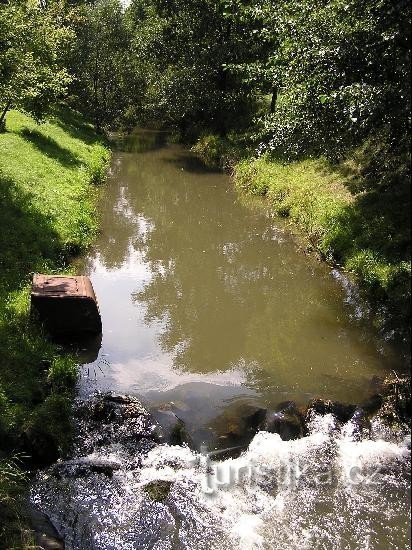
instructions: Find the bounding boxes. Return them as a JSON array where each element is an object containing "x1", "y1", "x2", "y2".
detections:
[
  {"x1": 126, "y1": 0, "x2": 265, "y2": 134},
  {"x1": 66, "y1": 0, "x2": 142, "y2": 129},
  {"x1": 0, "y1": 0, "x2": 72, "y2": 126},
  {"x1": 48, "y1": 356, "x2": 78, "y2": 391},
  {"x1": 192, "y1": 133, "x2": 251, "y2": 170},
  {"x1": 0, "y1": 453, "x2": 28, "y2": 547},
  {"x1": 253, "y1": 0, "x2": 411, "y2": 162},
  {"x1": 31, "y1": 393, "x2": 73, "y2": 453}
]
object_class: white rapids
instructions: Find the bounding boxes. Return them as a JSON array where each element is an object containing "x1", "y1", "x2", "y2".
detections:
[{"x1": 32, "y1": 413, "x2": 410, "y2": 549}]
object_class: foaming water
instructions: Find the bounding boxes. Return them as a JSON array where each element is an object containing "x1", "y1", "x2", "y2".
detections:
[{"x1": 32, "y1": 414, "x2": 410, "y2": 549}]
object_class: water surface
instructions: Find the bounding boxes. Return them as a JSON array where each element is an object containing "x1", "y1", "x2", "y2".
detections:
[
  {"x1": 77, "y1": 130, "x2": 403, "y2": 447},
  {"x1": 33, "y1": 130, "x2": 410, "y2": 549}
]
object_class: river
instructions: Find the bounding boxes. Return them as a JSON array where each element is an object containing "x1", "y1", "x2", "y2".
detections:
[{"x1": 32, "y1": 130, "x2": 410, "y2": 549}]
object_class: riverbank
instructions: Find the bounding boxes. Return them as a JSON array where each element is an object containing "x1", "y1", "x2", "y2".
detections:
[
  {"x1": 0, "y1": 108, "x2": 109, "y2": 545},
  {"x1": 193, "y1": 135, "x2": 411, "y2": 341}
]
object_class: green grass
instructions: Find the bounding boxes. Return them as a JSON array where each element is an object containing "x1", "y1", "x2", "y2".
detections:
[
  {"x1": 234, "y1": 154, "x2": 411, "y2": 334},
  {"x1": 0, "y1": 108, "x2": 109, "y2": 545},
  {"x1": 194, "y1": 134, "x2": 411, "y2": 338}
]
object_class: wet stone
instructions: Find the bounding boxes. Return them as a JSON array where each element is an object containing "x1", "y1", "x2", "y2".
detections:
[
  {"x1": 72, "y1": 392, "x2": 160, "y2": 458},
  {"x1": 152, "y1": 409, "x2": 191, "y2": 446},
  {"x1": 215, "y1": 403, "x2": 267, "y2": 438},
  {"x1": 262, "y1": 401, "x2": 305, "y2": 441},
  {"x1": 306, "y1": 398, "x2": 357, "y2": 424},
  {"x1": 35, "y1": 533, "x2": 65, "y2": 550},
  {"x1": 143, "y1": 480, "x2": 173, "y2": 503},
  {"x1": 52, "y1": 457, "x2": 123, "y2": 479},
  {"x1": 28, "y1": 508, "x2": 65, "y2": 550},
  {"x1": 264, "y1": 411, "x2": 304, "y2": 440}
]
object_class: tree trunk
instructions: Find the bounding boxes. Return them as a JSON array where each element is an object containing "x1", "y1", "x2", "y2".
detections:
[
  {"x1": 0, "y1": 101, "x2": 11, "y2": 128},
  {"x1": 270, "y1": 86, "x2": 278, "y2": 114}
]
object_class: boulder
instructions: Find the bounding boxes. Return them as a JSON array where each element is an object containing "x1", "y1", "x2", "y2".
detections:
[
  {"x1": 29, "y1": 508, "x2": 65, "y2": 549},
  {"x1": 73, "y1": 393, "x2": 159, "y2": 456},
  {"x1": 261, "y1": 401, "x2": 305, "y2": 441},
  {"x1": 89, "y1": 393, "x2": 148, "y2": 423},
  {"x1": 152, "y1": 409, "x2": 191, "y2": 446},
  {"x1": 218, "y1": 404, "x2": 267, "y2": 440}
]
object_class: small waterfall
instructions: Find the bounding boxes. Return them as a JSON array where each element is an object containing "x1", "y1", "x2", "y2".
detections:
[{"x1": 31, "y1": 395, "x2": 410, "y2": 549}]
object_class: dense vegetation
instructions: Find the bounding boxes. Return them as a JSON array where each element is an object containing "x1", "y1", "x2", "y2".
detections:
[
  {"x1": 0, "y1": 0, "x2": 410, "y2": 543},
  {"x1": 56, "y1": 0, "x2": 410, "y2": 335}
]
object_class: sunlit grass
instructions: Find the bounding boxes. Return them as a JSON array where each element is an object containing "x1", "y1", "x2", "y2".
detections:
[
  {"x1": 234, "y1": 154, "x2": 410, "y2": 331},
  {"x1": 0, "y1": 108, "x2": 109, "y2": 544}
]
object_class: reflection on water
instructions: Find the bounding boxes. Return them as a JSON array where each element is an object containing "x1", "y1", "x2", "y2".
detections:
[{"x1": 77, "y1": 129, "x2": 404, "y2": 446}]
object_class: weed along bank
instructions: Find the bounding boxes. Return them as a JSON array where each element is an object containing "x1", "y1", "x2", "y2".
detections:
[{"x1": 0, "y1": 108, "x2": 109, "y2": 545}]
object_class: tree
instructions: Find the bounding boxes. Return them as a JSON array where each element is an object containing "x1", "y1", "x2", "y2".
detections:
[
  {"x1": 0, "y1": 0, "x2": 72, "y2": 129},
  {"x1": 254, "y1": 0, "x2": 411, "y2": 161},
  {"x1": 127, "y1": 0, "x2": 270, "y2": 136},
  {"x1": 66, "y1": 0, "x2": 136, "y2": 130}
]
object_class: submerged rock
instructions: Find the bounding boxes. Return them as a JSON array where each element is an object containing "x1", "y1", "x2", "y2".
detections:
[
  {"x1": 306, "y1": 398, "x2": 357, "y2": 424},
  {"x1": 143, "y1": 480, "x2": 173, "y2": 503},
  {"x1": 264, "y1": 402, "x2": 304, "y2": 440},
  {"x1": 152, "y1": 409, "x2": 191, "y2": 446},
  {"x1": 212, "y1": 403, "x2": 267, "y2": 452}
]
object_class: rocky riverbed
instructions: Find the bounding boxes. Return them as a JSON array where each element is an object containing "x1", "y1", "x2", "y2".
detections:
[{"x1": 29, "y1": 376, "x2": 411, "y2": 549}]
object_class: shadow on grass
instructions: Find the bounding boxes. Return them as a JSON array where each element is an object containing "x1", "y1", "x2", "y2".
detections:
[
  {"x1": 52, "y1": 106, "x2": 104, "y2": 146},
  {"x1": 328, "y1": 166, "x2": 411, "y2": 335},
  {"x1": 0, "y1": 175, "x2": 62, "y2": 290},
  {"x1": 0, "y1": 175, "x2": 68, "y2": 452},
  {"x1": 19, "y1": 129, "x2": 81, "y2": 168}
]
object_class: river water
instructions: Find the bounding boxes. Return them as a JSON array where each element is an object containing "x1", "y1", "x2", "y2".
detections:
[
  {"x1": 32, "y1": 130, "x2": 410, "y2": 549},
  {"x1": 76, "y1": 130, "x2": 403, "y2": 446}
]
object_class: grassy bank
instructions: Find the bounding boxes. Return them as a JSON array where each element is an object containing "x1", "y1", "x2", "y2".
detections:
[
  {"x1": 193, "y1": 135, "x2": 411, "y2": 339},
  {"x1": 0, "y1": 108, "x2": 109, "y2": 545}
]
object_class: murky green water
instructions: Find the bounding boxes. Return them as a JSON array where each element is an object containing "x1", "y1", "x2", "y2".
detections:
[
  {"x1": 77, "y1": 130, "x2": 403, "y2": 447},
  {"x1": 36, "y1": 130, "x2": 409, "y2": 549}
]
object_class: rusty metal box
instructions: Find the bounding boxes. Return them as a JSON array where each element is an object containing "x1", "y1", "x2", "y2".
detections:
[{"x1": 31, "y1": 274, "x2": 102, "y2": 335}]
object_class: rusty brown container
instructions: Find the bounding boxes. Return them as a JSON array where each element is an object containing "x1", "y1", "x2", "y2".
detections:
[{"x1": 31, "y1": 274, "x2": 102, "y2": 335}]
